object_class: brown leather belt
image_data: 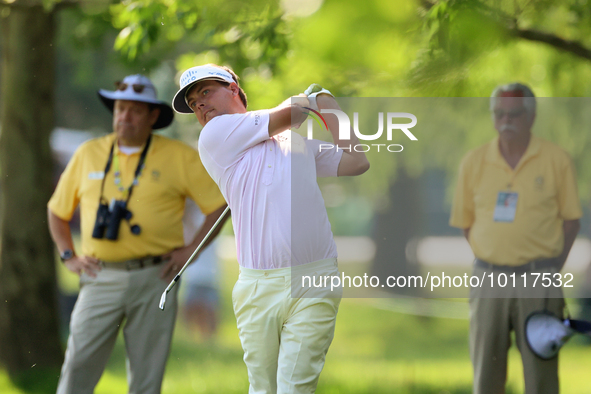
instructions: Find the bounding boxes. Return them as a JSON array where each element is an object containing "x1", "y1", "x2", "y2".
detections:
[
  {"x1": 475, "y1": 258, "x2": 559, "y2": 273},
  {"x1": 99, "y1": 255, "x2": 167, "y2": 271}
]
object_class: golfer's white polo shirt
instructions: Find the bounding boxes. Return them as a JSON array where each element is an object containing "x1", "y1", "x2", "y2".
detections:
[{"x1": 198, "y1": 111, "x2": 343, "y2": 269}]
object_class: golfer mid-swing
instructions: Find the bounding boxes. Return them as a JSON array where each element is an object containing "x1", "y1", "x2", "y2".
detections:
[{"x1": 172, "y1": 64, "x2": 369, "y2": 393}]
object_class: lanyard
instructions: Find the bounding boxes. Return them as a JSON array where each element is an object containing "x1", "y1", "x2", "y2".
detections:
[
  {"x1": 113, "y1": 149, "x2": 145, "y2": 200},
  {"x1": 98, "y1": 135, "x2": 152, "y2": 205}
]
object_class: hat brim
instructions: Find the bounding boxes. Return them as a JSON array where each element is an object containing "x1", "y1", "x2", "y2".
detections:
[
  {"x1": 98, "y1": 90, "x2": 174, "y2": 130},
  {"x1": 172, "y1": 77, "x2": 230, "y2": 114}
]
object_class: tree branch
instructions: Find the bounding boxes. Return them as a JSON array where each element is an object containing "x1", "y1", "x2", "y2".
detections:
[
  {"x1": 419, "y1": 0, "x2": 591, "y2": 62},
  {"x1": 512, "y1": 27, "x2": 591, "y2": 61}
]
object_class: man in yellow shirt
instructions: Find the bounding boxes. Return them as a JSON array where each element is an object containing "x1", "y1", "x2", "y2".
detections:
[
  {"x1": 450, "y1": 83, "x2": 581, "y2": 394},
  {"x1": 48, "y1": 74, "x2": 227, "y2": 394}
]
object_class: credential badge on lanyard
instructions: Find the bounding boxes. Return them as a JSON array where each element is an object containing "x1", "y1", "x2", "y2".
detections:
[
  {"x1": 493, "y1": 191, "x2": 519, "y2": 222},
  {"x1": 88, "y1": 171, "x2": 105, "y2": 180}
]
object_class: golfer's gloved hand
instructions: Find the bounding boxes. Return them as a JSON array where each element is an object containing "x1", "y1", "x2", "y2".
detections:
[
  {"x1": 304, "y1": 83, "x2": 334, "y2": 97},
  {"x1": 303, "y1": 84, "x2": 334, "y2": 111}
]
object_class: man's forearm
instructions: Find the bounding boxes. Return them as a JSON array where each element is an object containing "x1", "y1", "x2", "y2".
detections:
[
  {"x1": 316, "y1": 95, "x2": 370, "y2": 176},
  {"x1": 316, "y1": 95, "x2": 359, "y2": 148},
  {"x1": 48, "y1": 208, "x2": 75, "y2": 255},
  {"x1": 268, "y1": 98, "x2": 308, "y2": 137},
  {"x1": 557, "y1": 219, "x2": 580, "y2": 271}
]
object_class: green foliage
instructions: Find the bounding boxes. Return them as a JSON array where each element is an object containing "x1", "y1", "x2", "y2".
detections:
[
  {"x1": 52, "y1": 0, "x2": 290, "y2": 134},
  {"x1": 414, "y1": 0, "x2": 591, "y2": 96},
  {"x1": 417, "y1": 1, "x2": 509, "y2": 93},
  {"x1": 109, "y1": 0, "x2": 289, "y2": 75}
]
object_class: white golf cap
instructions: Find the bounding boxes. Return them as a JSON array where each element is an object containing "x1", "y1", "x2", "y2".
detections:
[
  {"x1": 98, "y1": 74, "x2": 174, "y2": 129},
  {"x1": 172, "y1": 65, "x2": 236, "y2": 114}
]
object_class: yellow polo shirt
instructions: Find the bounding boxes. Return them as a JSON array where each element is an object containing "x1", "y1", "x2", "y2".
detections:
[
  {"x1": 48, "y1": 133, "x2": 226, "y2": 262},
  {"x1": 450, "y1": 135, "x2": 582, "y2": 266}
]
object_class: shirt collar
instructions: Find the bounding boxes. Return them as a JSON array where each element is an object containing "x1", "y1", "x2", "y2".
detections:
[
  {"x1": 112, "y1": 134, "x2": 151, "y2": 156},
  {"x1": 486, "y1": 134, "x2": 541, "y2": 170}
]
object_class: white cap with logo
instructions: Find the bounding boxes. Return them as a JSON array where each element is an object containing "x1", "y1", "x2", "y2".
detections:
[{"x1": 172, "y1": 65, "x2": 235, "y2": 114}]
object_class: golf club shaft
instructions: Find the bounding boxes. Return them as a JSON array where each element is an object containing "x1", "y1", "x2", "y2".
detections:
[{"x1": 163, "y1": 205, "x2": 230, "y2": 294}]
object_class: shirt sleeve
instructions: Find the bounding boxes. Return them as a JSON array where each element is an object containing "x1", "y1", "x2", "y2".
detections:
[
  {"x1": 449, "y1": 154, "x2": 475, "y2": 229},
  {"x1": 556, "y1": 154, "x2": 582, "y2": 221},
  {"x1": 47, "y1": 147, "x2": 83, "y2": 221},
  {"x1": 198, "y1": 111, "x2": 270, "y2": 180},
  {"x1": 182, "y1": 145, "x2": 227, "y2": 216},
  {"x1": 305, "y1": 139, "x2": 344, "y2": 178}
]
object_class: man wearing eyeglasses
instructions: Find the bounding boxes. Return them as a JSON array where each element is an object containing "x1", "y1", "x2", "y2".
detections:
[
  {"x1": 48, "y1": 74, "x2": 227, "y2": 394},
  {"x1": 450, "y1": 83, "x2": 581, "y2": 394}
]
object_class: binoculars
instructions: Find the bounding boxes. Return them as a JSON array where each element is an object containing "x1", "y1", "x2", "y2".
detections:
[{"x1": 92, "y1": 199, "x2": 138, "y2": 240}]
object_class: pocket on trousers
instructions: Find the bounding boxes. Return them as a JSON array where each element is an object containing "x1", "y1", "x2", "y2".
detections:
[{"x1": 232, "y1": 278, "x2": 258, "y2": 311}]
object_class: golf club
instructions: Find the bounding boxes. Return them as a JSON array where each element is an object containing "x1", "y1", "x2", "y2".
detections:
[{"x1": 159, "y1": 205, "x2": 230, "y2": 310}]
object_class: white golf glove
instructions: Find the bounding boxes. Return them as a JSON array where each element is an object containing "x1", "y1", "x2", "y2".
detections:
[{"x1": 303, "y1": 83, "x2": 334, "y2": 111}]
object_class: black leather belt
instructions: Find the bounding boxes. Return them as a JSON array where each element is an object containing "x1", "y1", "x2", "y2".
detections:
[
  {"x1": 475, "y1": 258, "x2": 559, "y2": 273},
  {"x1": 100, "y1": 255, "x2": 167, "y2": 271}
]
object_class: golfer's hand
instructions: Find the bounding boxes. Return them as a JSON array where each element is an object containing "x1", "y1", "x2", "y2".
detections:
[
  {"x1": 302, "y1": 84, "x2": 335, "y2": 111},
  {"x1": 304, "y1": 83, "x2": 324, "y2": 96},
  {"x1": 64, "y1": 255, "x2": 101, "y2": 277},
  {"x1": 280, "y1": 94, "x2": 310, "y2": 129},
  {"x1": 160, "y1": 246, "x2": 194, "y2": 282}
]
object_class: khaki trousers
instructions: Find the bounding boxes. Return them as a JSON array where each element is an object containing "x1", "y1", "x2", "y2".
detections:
[
  {"x1": 470, "y1": 264, "x2": 565, "y2": 394},
  {"x1": 56, "y1": 264, "x2": 178, "y2": 394},
  {"x1": 232, "y1": 258, "x2": 341, "y2": 394}
]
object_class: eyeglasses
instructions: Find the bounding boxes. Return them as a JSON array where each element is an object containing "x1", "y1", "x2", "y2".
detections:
[
  {"x1": 115, "y1": 81, "x2": 146, "y2": 93},
  {"x1": 493, "y1": 108, "x2": 527, "y2": 120}
]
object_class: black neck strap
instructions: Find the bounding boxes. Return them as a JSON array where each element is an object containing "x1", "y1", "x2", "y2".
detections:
[{"x1": 98, "y1": 135, "x2": 153, "y2": 205}]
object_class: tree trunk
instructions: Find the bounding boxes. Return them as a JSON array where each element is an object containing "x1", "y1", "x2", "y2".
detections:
[
  {"x1": 371, "y1": 166, "x2": 422, "y2": 295},
  {"x1": 0, "y1": 3, "x2": 63, "y2": 389}
]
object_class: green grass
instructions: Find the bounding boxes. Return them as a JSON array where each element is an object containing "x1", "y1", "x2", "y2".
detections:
[{"x1": 2, "y1": 259, "x2": 590, "y2": 393}]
